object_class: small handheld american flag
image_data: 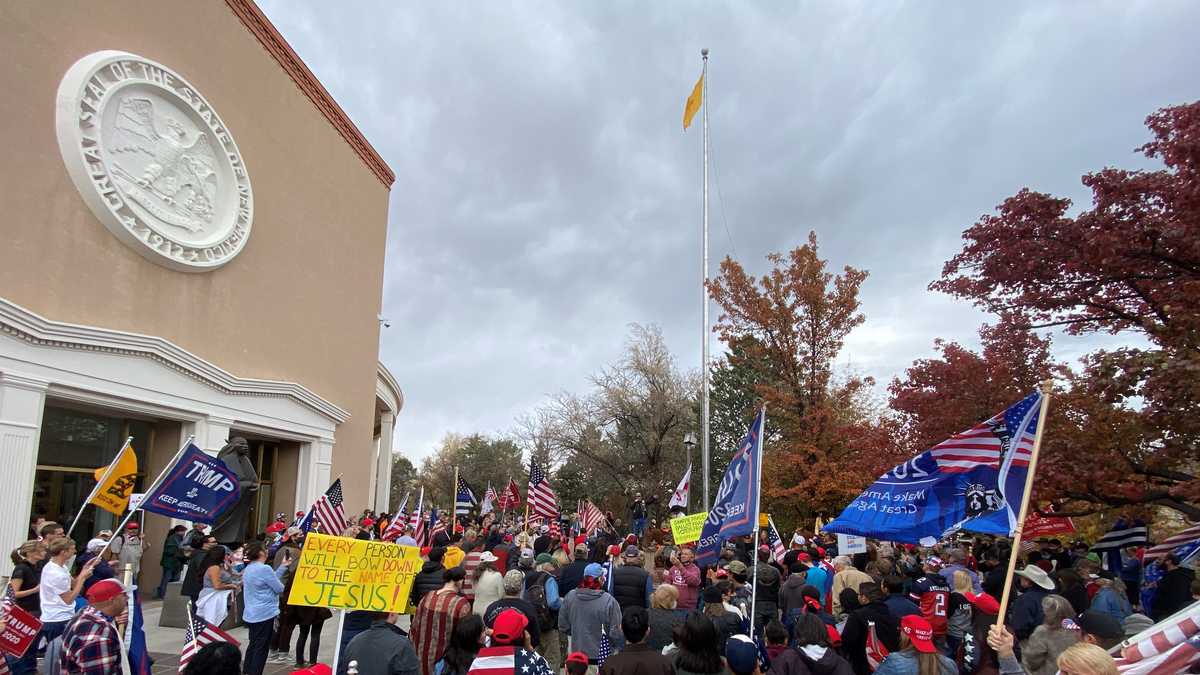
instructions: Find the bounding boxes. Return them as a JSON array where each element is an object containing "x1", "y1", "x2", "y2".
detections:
[
  {"x1": 766, "y1": 516, "x2": 787, "y2": 565},
  {"x1": 301, "y1": 478, "x2": 347, "y2": 534},
  {"x1": 597, "y1": 626, "x2": 614, "y2": 666},
  {"x1": 180, "y1": 611, "x2": 239, "y2": 672}
]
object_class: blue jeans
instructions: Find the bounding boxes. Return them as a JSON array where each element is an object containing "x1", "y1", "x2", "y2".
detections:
[
  {"x1": 632, "y1": 517, "x2": 646, "y2": 538},
  {"x1": 156, "y1": 567, "x2": 180, "y2": 598}
]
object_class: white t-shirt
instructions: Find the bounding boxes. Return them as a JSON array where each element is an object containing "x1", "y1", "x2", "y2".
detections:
[{"x1": 40, "y1": 560, "x2": 75, "y2": 622}]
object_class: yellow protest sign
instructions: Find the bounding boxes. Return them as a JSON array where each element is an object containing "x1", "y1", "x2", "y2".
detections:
[
  {"x1": 669, "y1": 512, "x2": 708, "y2": 545},
  {"x1": 90, "y1": 441, "x2": 138, "y2": 515},
  {"x1": 287, "y1": 533, "x2": 421, "y2": 612}
]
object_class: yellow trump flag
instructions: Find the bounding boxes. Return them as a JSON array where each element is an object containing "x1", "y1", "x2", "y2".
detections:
[
  {"x1": 683, "y1": 72, "x2": 704, "y2": 130},
  {"x1": 91, "y1": 441, "x2": 138, "y2": 515}
]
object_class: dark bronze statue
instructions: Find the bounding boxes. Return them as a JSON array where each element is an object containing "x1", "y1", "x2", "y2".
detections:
[{"x1": 209, "y1": 436, "x2": 259, "y2": 545}]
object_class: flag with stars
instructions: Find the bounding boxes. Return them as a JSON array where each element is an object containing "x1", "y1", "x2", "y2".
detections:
[
  {"x1": 301, "y1": 478, "x2": 346, "y2": 534},
  {"x1": 825, "y1": 391, "x2": 1045, "y2": 543},
  {"x1": 456, "y1": 476, "x2": 477, "y2": 515},
  {"x1": 467, "y1": 646, "x2": 555, "y2": 675},
  {"x1": 528, "y1": 459, "x2": 558, "y2": 520},
  {"x1": 597, "y1": 627, "x2": 614, "y2": 666},
  {"x1": 180, "y1": 613, "x2": 238, "y2": 673},
  {"x1": 766, "y1": 516, "x2": 787, "y2": 565}
]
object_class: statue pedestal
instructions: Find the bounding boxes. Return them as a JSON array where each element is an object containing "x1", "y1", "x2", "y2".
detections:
[{"x1": 158, "y1": 580, "x2": 244, "y2": 630}]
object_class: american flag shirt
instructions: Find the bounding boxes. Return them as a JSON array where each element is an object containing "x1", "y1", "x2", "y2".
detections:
[{"x1": 467, "y1": 646, "x2": 555, "y2": 675}]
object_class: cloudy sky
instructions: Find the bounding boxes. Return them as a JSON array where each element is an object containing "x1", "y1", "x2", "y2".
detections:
[{"x1": 259, "y1": 1, "x2": 1199, "y2": 464}]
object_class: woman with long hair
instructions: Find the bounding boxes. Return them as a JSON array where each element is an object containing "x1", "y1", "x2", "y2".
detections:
[
  {"x1": 673, "y1": 613, "x2": 728, "y2": 675},
  {"x1": 874, "y1": 615, "x2": 956, "y2": 675},
  {"x1": 947, "y1": 570, "x2": 975, "y2": 659},
  {"x1": 8, "y1": 540, "x2": 47, "y2": 675},
  {"x1": 472, "y1": 552, "x2": 504, "y2": 617},
  {"x1": 1057, "y1": 569, "x2": 1090, "y2": 615},
  {"x1": 1022, "y1": 595, "x2": 1080, "y2": 675},
  {"x1": 1056, "y1": 642, "x2": 1119, "y2": 675},
  {"x1": 702, "y1": 585, "x2": 743, "y2": 653},
  {"x1": 792, "y1": 613, "x2": 853, "y2": 675},
  {"x1": 437, "y1": 614, "x2": 484, "y2": 675},
  {"x1": 196, "y1": 545, "x2": 239, "y2": 626}
]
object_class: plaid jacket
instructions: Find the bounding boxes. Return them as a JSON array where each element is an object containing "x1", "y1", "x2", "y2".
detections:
[{"x1": 60, "y1": 606, "x2": 122, "y2": 674}]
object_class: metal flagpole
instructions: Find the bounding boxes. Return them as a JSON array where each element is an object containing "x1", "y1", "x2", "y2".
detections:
[
  {"x1": 748, "y1": 405, "x2": 766, "y2": 637},
  {"x1": 100, "y1": 435, "x2": 194, "y2": 558},
  {"x1": 700, "y1": 47, "x2": 712, "y2": 511},
  {"x1": 66, "y1": 436, "x2": 134, "y2": 538},
  {"x1": 995, "y1": 381, "x2": 1054, "y2": 624}
]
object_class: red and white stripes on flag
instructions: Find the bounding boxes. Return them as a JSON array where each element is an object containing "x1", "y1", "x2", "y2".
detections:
[
  {"x1": 766, "y1": 516, "x2": 787, "y2": 565},
  {"x1": 381, "y1": 492, "x2": 411, "y2": 541},
  {"x1": 1115, "y1": 602, "x2": 1200, "y2": 674},
  {"x1": 409, "y1": 487, "x2": 426, "y2": 544},
  {"x1": 498, "y1": 478, "x2": 521, "y2": 511},
  {"x1": 528, "y1": 460, "x2": 558, "y2": 520},
  {"x1": 180, "y1": 613, "x2": 239, "y2": 672},
  {"x1": 1144, "y1": 525, "x2": 1200, "y2": 563},
  {"x1": 865, "y1": 620, "x2": 890, "y2": 671},
  {"x1": 579, "y1": 500, "x2": 606, "y2": 534},
  {"x1": 929, "y1": 413, "x2": 1036, "y2": 474},
  {"x1": 481, "y1": 483, "x2": 498, "y2": 515},
  {"x1": 312, "y1": 478, "x2": 347, "y2": 534},
  {"x1": 669, "y1": 464, "x2": 691, "y2": 510}
]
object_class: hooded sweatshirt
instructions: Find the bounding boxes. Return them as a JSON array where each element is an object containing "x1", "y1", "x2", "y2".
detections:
[
  {"x1": 558, "y1": 587, "x2": 624, "y2": 661},
  {"x1": 411, "y1": 559, "x2": 445, "y2": 606},
  {"x1": 779, "y1": 574, "x2": 809, "y2": 619}
]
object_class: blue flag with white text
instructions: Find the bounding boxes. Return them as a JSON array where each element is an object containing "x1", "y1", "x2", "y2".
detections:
[
  {"x1": 126, "y1": 589, "x2": 152, "y2": 675},
  {"x1": 824, "y1": 391, "x2": 1043, "y2": 544},
  {"x1": 140, "y1": 442, "x2": 242, "y2": 524},
  {"x1": 696, "y1": 407, "x2": 765, "y2": 566}
]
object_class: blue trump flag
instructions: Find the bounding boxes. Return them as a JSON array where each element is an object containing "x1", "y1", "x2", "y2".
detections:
[
  {"x1": 825, "y1": 391, "x2": 1043, "y2": 544},
  {"x1": 140, "y1": 442, "x2": 242, "y2": 524},
  {"x1": 696, "y1": 407, "x2": 765, "y2": 566},
  {"x1": 126, "y1": 588, "x2": 152, "y2": 675}
]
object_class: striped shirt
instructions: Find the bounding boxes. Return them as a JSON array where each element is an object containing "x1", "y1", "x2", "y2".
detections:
[{"x1": 411, "y1": 589, "x2": 472, "y2": 675}]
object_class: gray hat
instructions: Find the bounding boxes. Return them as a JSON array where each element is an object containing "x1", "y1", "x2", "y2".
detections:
[
  {"x1": 1123, "y1": 612, "x2": 1154, "y2": 637},
  {"x1": 518, "y1": 551, "x2": 535, "y2": 568},
  {"x1": 1015, "y1": 564, "x2": 1055, "y2": 590}
]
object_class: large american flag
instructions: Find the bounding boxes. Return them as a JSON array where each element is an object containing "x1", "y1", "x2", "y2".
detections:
[
  {"x1": 301, "y1": 478, "x2": 346, "y2": 534},
  {"x1": 180, "y1": 613, "x2": 238, "y2": 672},
  {"x1": 1144, "y1": 524, "x2": 1200, "y2": 563},
  {"x1": 467, "y1": 646, "x2": 554, "y2": 675},
  {"x1": 579, "y1": 500, "x2": 606, "y2": 534},
  {"x1": 1115, "y1": 602, "x2": 1200, "y2": 674},
  {"x1": 429, "y1": 508, "x2": 446, "y2": 542},
  {"x1": 930, "y1": 392, "x2": 1041, "y2": 473},
  {"x1": 528, "y1": 459, "x2": 558, "y2": 519}
]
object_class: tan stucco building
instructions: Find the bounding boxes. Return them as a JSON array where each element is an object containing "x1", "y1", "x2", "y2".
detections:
[{"x1": 0, "y1": 1, "x2": 403, "y2": 587}]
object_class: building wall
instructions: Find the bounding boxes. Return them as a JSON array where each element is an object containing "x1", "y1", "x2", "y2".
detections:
[{"x1": 0, "y1": 3, "x2": 391, "y2": 504}]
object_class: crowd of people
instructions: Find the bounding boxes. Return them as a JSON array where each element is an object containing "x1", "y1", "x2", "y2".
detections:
[{"x1": 7, "y1": 504, "x2": 1196, "y2": 675}]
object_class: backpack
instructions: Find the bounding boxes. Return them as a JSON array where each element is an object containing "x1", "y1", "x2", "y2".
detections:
[{"x1": 525, "y1": 571, "x2": 556, "y2": 632}]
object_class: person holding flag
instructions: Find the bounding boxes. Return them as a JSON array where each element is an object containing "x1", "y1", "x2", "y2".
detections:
[{"x1": 59, "y1": 578, "x2": 127, "y2": 674}]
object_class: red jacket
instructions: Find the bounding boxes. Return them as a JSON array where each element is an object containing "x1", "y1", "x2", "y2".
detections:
[{"x1": 669, "y1": 563, "x2": 701, "y2": 610}]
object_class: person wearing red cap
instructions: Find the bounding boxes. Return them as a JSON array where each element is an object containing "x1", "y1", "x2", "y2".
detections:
[
  {"x1": 109, "y1": 520, "x2": 147, "y2": 582},
  {"x1": 60, "y1": 578, "x2": 128, "y2": 674},
  {"x1": 465, "y1": 609, "x2": 554, "y2": 675},
  {"x1": 873, "y1": 615, "x2": 956, "y2": 675}
]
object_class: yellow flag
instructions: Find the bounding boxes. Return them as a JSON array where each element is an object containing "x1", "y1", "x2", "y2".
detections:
[
  {"x1": 91, "y1": 441, "x2": 138, "y2": 515},
  {"x1": 682, "y1": 72, "x2": 704, "y2": 129}
]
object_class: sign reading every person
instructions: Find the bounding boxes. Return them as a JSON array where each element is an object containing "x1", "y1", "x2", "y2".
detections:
[{"x1": 287, "y1": 533, "x2": 422, "y2": 613}]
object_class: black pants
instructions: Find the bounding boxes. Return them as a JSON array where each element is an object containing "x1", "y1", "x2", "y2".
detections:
[
  {"x1": 243, "y1": 619, "x2": 275, "y2": 675},
  {"x1": 296, "y1": 620, "x2": 325, "y2": 664}
]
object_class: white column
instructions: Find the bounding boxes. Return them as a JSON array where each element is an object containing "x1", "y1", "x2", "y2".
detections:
[
  {"x1": 0, "y1": 372, "x2": 48, "y2": 577},
  {"x1": 374, "y1": 412, "x2": 395, "y2": 512},
  {"x1": 197, "y1": 417, "x2": 234, "y2": 456}
]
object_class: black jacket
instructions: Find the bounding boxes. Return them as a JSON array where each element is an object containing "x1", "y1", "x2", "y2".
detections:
[
  {"x1": 611, "y1": 564, "x2": 650, "y2": 611},
  {"x1": 410, "y1": 560, "x2": 444, "y2": 607},
  {"x1": 841, "y1": 601, "x2": 899, "y2": 675},
  {"x1": 795, "y1": 647, "x2": 854, "y2": 675},
  {"x1": 599, "y1": 642, "x2": 673, "y2": 675},
  {"x1": 560, "y1": 560, "x2": 588, "y2": 597},
  {"x1": 1010, "y1": 586, "x2": 1051, "y2": 642},
  {"x1": 1154, "y1": 566, "x2": 1196, "y2": 621},
  {"x1": 180, "y1": 549, "x2": 208, "y2": 599}
]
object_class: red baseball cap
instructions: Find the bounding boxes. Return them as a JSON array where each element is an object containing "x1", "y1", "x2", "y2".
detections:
[
  {"x1": 492, "y1": 609, "x2": 529, "y2": 645},
  {"x1": 566, "y1": 652, "x2": 589, "y2": 666},
  {"x1": 125, "y1": 522, "x2": 139, "y2": 530},
  {"x1": 85, "y1": 579, "x2": 125, "y2": 603},
  {"x1": 901, "y1": 615, "x2": 937, "y2": 653},
  {"x1": 798, "y1": 552, "x2": 812, "y2": 562},
  {"x1": 964, "y1": 592, "x2": 1000, "y2": 615}
]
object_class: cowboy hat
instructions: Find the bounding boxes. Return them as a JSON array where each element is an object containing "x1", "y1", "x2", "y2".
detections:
[{"x1": 1015, "y1": 564, "x2": 1055, "y2": 590}]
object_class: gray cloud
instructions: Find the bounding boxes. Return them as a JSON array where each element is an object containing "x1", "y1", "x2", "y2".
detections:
[{"x1": 258, "y1": 0, "x2": 1200, "y2": 461}]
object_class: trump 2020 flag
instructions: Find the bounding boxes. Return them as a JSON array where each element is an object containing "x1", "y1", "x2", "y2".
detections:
[
  {"x1": 696, "y1": 407, "x2": 765, "y2": 566},
  {"x1": 824, "y1": 391, "x2": 1043, "y2": 544},
  {"x1": 140, "y1": 442, "x2": 242, "y2": 524}
]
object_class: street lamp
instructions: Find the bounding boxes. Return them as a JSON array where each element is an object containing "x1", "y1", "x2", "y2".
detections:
[{"x1": 683, "y1": 432, "x2": 697, "y2": 512}]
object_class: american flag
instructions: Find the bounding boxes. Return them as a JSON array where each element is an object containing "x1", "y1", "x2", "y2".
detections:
[
  {"x1": 930, "y1": 391, "x2": 1041, "y2": 474},
  {"x1": 455, "y1": 476, "x2": 477, "y2": 515},
  {"x1": 409, "y1": 487, "x2": 426, "y2": 544},
  {"x1": 429, "y1": 508, "x2": 446, "y2": 542},
  {"x1": 497, "y1": 478, "x2": 521, "y2": 511},
  {"x1": 765, "y1": 516, "x2": 787, "y2": 565},
  {"x1": 865, "y1": 620, "x2": 891, "y2": 670},
  {"x1": 302, "y1": 478, "x2": 346, "y2": 534},
  {"x1": 579, "y1": 500, "x2": 606, "y2": 534},
  {"x1": 528, "y1": 459, "x2": 558, "y2": 520},
  {"x1": 180, "y1": 612, "x2": 238, "y2": 672},
  {"x1": 481, "y1": 483, "x2": 498, "y2": 515},
  {"x1": 1116, "y1": 603, "x2": 1200, "y2": 674},
  {"x1": 597, "y1": 626, "x2": 614, "y2": 666},
  {"x1": 381, "y1": 492, "x2": 411, "y2": 541},
  {"x1": 468, "y1": 647, "x2": 555, "y2": 675},
  {"x1": 1144, "y1": 524, "x2": 1200, "y2": 563}
]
